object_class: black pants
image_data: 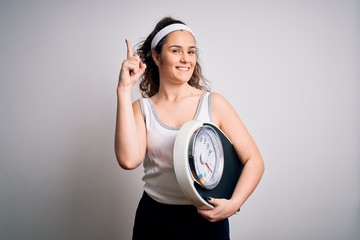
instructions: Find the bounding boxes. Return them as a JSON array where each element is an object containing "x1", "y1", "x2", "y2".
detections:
[{"x1": 132, "y1": 191, "x2": 230, "y2": 240}]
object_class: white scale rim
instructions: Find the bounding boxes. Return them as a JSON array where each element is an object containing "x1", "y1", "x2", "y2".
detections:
[{"x1": 174, "y1": 120, "x2": 242, "y2": 208}]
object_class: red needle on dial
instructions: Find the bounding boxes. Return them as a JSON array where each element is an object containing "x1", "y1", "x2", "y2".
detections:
[{"x1": 205, "y1": 163, "x2": 213, "y2": 173}]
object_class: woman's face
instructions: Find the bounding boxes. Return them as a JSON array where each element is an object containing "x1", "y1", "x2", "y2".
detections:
[{"x1": 155, "y1": 30, "x2": 197, "y2": 84}]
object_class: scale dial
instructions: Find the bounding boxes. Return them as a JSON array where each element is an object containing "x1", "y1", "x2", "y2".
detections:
[
  {"x1": 189, "y1": 125, "x2": 224, "y2": 190},
  {"x1": 174, "y1": 120, "x2": 241, "y2": 208}
]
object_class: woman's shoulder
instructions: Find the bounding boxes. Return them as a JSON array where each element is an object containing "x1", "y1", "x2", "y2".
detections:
[
  {"x1": 132, "y1": 97, "x2": 148, "y2": 114},
  {"x1": 209, "y1": 91, "x2": 230, "y2": 105},
  {"x1": 210, "y1": 91, "x2": 238, "y2": 125}
]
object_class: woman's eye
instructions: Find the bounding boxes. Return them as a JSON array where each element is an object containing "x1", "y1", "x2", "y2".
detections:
[
  {"x1": 188, "y1": 50, "x2": 196, "y2": 55},
  {"x1": 172, "y1": 49, "x2": 181, "y2": 54}
]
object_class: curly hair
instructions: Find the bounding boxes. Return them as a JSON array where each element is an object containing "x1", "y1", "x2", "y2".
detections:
[{"x1": 136, "y1": 16, "x2": 210, "y2": 98}]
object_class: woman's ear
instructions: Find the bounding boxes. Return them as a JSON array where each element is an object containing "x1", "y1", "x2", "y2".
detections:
[{"x1": 151, "y1": 51, "x2": 161, "y2": 66}]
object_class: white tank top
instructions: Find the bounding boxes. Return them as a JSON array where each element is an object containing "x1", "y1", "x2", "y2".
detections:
[{"x1": 139, "y1": 91, "x2": 213, "y2": 204}]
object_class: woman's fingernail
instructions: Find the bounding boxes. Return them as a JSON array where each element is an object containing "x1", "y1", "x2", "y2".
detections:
[{"x1": 207, "y1": 197, "x2": 211, "y2": 201}]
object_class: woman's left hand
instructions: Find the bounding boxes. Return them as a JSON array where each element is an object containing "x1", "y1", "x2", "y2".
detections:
[{"x1": 197, "y1": 197, "x2": 239, "y2": 222}]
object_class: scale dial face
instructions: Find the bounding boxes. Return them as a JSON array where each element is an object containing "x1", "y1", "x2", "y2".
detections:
[{"x1": 189, "y1": 125, "x2": 224, "y2": 190}]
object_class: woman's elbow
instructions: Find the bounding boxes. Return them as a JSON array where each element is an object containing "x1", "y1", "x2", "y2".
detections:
[{"x1": 115, "y1": 153, "x2": 143, "y2": 170}]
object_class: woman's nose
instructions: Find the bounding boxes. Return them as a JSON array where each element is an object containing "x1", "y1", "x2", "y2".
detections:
[{"x1": 180, "y1": 53, "x2": 189, "y2": 63}]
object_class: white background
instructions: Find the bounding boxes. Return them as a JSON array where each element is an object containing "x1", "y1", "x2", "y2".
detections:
[{"x1": 0, "y1": 0, "x2": 359, "y2": 239}]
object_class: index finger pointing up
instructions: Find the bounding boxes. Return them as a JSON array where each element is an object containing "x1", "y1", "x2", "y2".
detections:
[{"x1": 125, "y1": 39, "x2": 133, "y2": 59}]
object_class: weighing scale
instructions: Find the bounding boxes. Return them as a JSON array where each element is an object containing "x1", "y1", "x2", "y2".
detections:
[{"x1": 174, "y1": 120, "x2": 243, "y2": 208}]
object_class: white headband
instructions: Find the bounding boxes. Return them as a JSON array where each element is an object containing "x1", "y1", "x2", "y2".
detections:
[{"x1": 151, "y1": 23, "x2": 194, "y2": 50}]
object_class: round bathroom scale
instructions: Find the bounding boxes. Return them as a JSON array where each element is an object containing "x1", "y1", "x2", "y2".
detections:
[{"x1": 173, "y1": 120, "x2": 243, "y2": 208}]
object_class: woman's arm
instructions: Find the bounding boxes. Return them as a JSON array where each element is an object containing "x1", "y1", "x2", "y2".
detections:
[
  {"x1": 114, "y1": 40, "x2": 147, "y2": 170},
  {"x1": 198, "y1": 92, "x2": 265, "y2": 221}
]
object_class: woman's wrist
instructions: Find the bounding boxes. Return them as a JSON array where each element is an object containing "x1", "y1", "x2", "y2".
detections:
[{"x1": 117, "y1": 85, "x2": 133, "y2": 95}]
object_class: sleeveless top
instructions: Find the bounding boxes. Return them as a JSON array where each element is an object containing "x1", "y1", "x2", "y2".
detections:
[{"x1": 138, "y1": 91, "x2": 213, "y2": 205}]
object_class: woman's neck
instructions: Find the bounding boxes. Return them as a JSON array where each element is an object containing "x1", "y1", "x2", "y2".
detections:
[{"x1": 155, "y1": 83, "x2": 199, "y2": 102}]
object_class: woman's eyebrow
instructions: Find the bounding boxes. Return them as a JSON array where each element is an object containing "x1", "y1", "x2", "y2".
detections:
[{"x1": 168, "y1": 45, "x2": 197, "y2": 49}]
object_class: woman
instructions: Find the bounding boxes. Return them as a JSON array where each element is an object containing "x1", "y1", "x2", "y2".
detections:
[{"x1": 115, "y1": 16, "x2": 264, "y2": 240}]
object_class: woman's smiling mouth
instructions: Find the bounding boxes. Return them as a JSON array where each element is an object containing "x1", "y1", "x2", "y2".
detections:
[{"x1": 176, "y1": 66, "x2": 190, "y2": 71}]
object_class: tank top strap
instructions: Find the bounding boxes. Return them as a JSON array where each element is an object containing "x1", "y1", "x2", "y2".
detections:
[
  {"x1": 139, "y1": 98, "x2": 152, "y2": 129},
  {"x1": 194, "y1": 91, "x2": 212, "y2": 122}
]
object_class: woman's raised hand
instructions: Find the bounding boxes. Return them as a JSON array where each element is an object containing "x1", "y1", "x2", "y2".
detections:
[{"x1": 118, "y1": 39, "x2": 146, "y2": 89}]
